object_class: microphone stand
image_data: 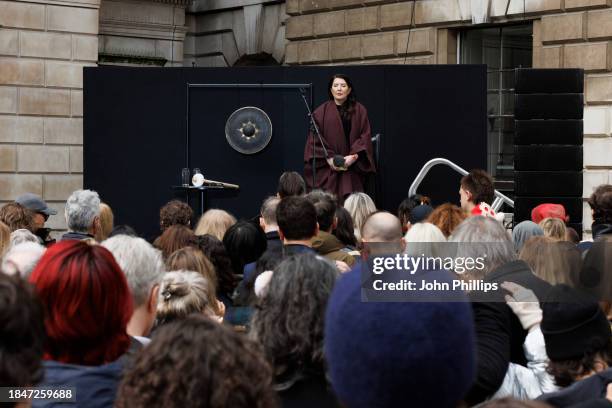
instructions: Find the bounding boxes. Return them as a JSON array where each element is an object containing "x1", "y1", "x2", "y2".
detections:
[{"x1": 299, "y1": 88, "x2": 329, "y2": 189}]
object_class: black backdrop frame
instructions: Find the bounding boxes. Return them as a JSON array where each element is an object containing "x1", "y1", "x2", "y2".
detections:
[
  {"x1": 84, "y1": 65, "x2": 487, "y2": 241},
  {"x1": 185, "y1": 83, "x2": 313, "y2": 169}
]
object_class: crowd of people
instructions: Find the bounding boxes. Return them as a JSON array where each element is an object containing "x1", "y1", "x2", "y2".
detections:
[{"x1": 1, "y1": 169, "x2": 612, "y2": 408}]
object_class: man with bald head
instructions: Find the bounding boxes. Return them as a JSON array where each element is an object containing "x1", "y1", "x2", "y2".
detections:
[{"x1": 361, "y1": 211, "x2": 405, "y2": 255}]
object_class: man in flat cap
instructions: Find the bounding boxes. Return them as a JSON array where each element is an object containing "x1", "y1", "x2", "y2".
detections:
[{"x1": 15, "y1": 193, "x2": 57, "y2": 245}]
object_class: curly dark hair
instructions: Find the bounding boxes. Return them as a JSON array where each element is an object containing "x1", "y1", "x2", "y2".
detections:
[
  {"x1": 0, "y1": 273, "x2": 45, "y2": 389},
  {"x1": 0, "y1": 203, "x2": 33, "y2": 232},
  {"x1": 461, "y1": 169, "x2": 495, "y2": 205},
  {"x1": 159, "y1": 200, "x2": 193, "y2": 231},
  {"x1": 116, "y1": 315, "x2": 278, "y2": 408},
  {"x1": 249, "y1": 254, "x2": 337, "y2": 382},
  {"x1": 547, "y1": 341, "x2": 612, "y2": 387},
  {"x1": 588, "y1": 184, "x2": 612, "y2": 224},
  {"x1": 197, "y1": 234, "x2": 238, "y2": 298}
]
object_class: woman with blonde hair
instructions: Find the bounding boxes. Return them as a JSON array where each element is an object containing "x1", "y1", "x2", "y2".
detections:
[
  {"x1": 539, "y1": 217, "x2": 567, "y2": 241},
  {"x1": 166, "y1": 246, "x2": 217, "y2": 290},
  {"x1": 519, "y1": 235, "x2": 580, "y2": 286},
  {"x1": 0, "y1": 221, "x2": 10, "y2": 258},
  {"x1": 95, "y1": 202, "x2": 114, "y2": 242},
  {"x1": 156, "y1": 270, "x2": 224, "y2": 328},
  {"x1": 343, "y1": 192, "x2": 376, "y2": 243},
  {"x1": 194, "y1": 209, "x2": 236, "y2": 241}
]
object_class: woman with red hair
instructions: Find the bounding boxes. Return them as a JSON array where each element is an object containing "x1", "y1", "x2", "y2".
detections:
[{"x1": 29, "y1": 240, "x2": 133, "y2": 408}]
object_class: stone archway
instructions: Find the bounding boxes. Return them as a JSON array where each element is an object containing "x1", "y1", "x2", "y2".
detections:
[{"x1": 184, "y1": 0, "x2": 287, "y2": 67}]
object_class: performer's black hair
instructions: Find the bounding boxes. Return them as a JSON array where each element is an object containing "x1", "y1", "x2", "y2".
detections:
[{"x1": 328, "y1": 74, "x2": 356, "y2": 119}]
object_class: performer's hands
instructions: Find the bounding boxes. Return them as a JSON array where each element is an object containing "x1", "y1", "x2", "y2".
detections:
[
  {"x1": 326, "y1": 157, "x2": 338, "y2": 171},
  {"x1": 326, "y1": 157, "x2": 346, "y2": 171},
  {"x1": 344, "y1": 154, "x2": 359, "y2": 167}
]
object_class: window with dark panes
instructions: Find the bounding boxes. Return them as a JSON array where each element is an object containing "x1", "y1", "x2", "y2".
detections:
[{"x1": 460, "y1": 24, "x2": 533, "y2": 192}]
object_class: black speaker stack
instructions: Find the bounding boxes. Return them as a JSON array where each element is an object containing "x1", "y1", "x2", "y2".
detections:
[{"x1": 513, "y1": 68, "x2": 584, "y2": 235}]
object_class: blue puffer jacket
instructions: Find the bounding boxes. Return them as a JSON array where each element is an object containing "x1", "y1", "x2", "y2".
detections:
[{"x1": 32, "y1": 357, "x2": 124, "y2": 408}]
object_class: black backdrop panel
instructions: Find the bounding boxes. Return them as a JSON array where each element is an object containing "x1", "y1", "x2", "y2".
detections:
[
  {"x1": 514, "y1": 68, "x2": 584, "y2": 94},
  {"x1": 84, "y1": 66, "x2": 486, "y2": 241},
  {"x1": 514, "y1": 119, "x2": 583, "y2": 145},
  {"x1": 381, "y1": 65, "x2": 487, "y2": 210}
]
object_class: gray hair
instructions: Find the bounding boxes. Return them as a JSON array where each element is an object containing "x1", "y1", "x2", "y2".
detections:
[
  {"x1": 102, "y1": 234, "x2": 165, "y2": 307},
  {"x1": 260, "y1": 196, "x2": 281, "y2": 226},
  {"x1": 1, "y1": 242, "x2": 46, "y2": 279},
  {"x1": 65, "y1": 189, "x2": 101, "y2": 233},
  {"x1": 9, "y1": 229, "x2": 40, "y2": 248},
  {"x1": 449, "y1": 216, "x2": 515, "y2": 280}
]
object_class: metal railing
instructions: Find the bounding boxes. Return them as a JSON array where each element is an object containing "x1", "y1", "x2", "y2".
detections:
[{"x1": 408, "y1": 158, "x2": 514, "y2": 212}]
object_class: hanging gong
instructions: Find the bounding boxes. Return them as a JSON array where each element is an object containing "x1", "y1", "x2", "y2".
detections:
[{"x1": 225, "y1": 106, "x2": 272, "y2": 154}]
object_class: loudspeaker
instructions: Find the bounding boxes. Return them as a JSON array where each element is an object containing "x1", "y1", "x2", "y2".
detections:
[
  {"x1": 514, "y1": 146, "x2": 583, "y2": 171},
  {"x1": 513, "y1": 68, "x2": 584, "y2": 232},
  {"x1": 514, "y1": 120, "x2": 583, "y2": 145},
  {"x1": 515, "y1": 68, "x2": 584, "y2": 94},
  {"x1": 515, "y1": 171, "x2": 582, "y2": 197},
  {"x1": 514, "y1": 94, "x2": 583, "y2": 120},
  {"x1": 514, "y1": 197, "x2": 582, "y2": 224}
]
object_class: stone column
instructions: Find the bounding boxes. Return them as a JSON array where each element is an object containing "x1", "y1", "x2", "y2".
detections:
[{"x1": 0, "y1": 0, "x2": 99, "y2": 237}]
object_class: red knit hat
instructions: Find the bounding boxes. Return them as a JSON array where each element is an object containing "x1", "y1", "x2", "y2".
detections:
[{"x1": 531, "y1": 203, "x2": 569, "y2": 224}]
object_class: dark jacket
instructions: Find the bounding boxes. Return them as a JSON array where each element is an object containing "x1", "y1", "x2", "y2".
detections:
[
  {"x1": 265, "y1": 230, "x2": 282, "y2": 251},
  {"x1": 33, "y1": 357, "x2": 124, "y2": 408},
  {"x1": 311, "y1": 231, "x2": 356, "y2": 267},
  {"x1": 277, "y1": 372, "x2": 340, "y2": 408},
  {"x1": 538, "y1": 368, "x2": 612, "y2": 407},
  {"x1": 466, "y1": 260, "x2": 552, "y2": 405},
  {"x1": 592, "y1": 223, "x2": 612, "y2": 241},
  {"x1": 60, "y1": 231, "x2": 95, "y2": 241},
  {"x1": 243, "y1": 230, "x2": 282, "y2": 282}
]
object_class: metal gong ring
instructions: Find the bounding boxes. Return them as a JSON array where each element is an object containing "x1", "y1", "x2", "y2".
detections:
[{"x1": 225, "y1": 106, "x2": 272, "y2": 154}]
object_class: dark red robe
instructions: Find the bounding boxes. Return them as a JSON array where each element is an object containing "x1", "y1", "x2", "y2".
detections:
[{"x1": 304, "y1": 100, "x2": 376, "y2": 201}]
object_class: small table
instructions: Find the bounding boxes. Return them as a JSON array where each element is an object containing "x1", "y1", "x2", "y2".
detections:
[{"x1": 171, "y1": 185, "x2": 226, "y2": 215}]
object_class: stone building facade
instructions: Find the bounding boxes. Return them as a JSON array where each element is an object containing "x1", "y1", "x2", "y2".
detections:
[{"x1": 0, "y1": 0, "x2": 611, "y2": 236}]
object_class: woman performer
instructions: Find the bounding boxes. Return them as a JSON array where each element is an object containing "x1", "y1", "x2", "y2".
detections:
[{"x1": 304, "y1": 74, "x2": 376, "y2": 202}]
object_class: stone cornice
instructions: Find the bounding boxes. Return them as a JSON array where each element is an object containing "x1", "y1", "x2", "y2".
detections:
[
  {"x1": 100, "y1": 21, "x2": 188, "y2": 40},
  {"x1": 150, "y1": 0, "x2": 192, "y2": 6},
  {"x1": 18, "y1": 0, "x2": 100, "y2": 9},
  {"x1": 188, "y1": 0, "x2": 281, "y2": 13}
]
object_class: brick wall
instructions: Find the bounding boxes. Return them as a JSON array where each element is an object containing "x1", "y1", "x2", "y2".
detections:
[
  {"x1": 285, "y1": 0, "x2": 612, "y2": 235},
  {"x1": 0, "y1": 0, "x2": 99, "y2": 237}
]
